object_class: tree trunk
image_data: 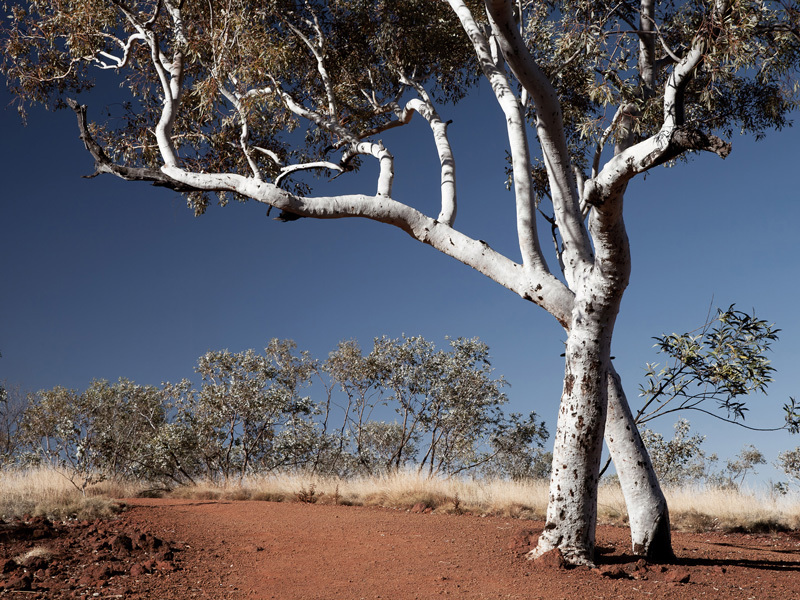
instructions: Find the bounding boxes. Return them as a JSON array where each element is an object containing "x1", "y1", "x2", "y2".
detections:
[
  {"x1": 605, "y1": 366, "x2": 674, "y2": 560},
  {"x1": 529, "y1": 296, "x2": 615, "y2": 566}
]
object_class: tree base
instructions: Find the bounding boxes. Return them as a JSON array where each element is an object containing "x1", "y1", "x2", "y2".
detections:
[{"x1": 633, "y1": 511, "x2": 675, "y2": 562}]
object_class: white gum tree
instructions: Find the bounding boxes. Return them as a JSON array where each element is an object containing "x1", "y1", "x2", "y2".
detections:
[{"x1": 2, "y1": 0, "x2": 798, "y2": 565}]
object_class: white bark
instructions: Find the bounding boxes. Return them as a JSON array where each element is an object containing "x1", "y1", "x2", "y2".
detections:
[
  {"x1": 157, "y1": 164, "x2": 574, "y2": 321},
  {"x1": 529, "y1": 292, "x2": 617, "y2": 565},
  {"x1": 447, "y1": 0, "x2": 549, "y2": 275},
  {"x1": 605, "y1": 366, "x2": 673, "y2": 559},
  {"x1": 483, "y1": 0, "x2": 593, "y2": 285},
  {"x1": 400, "y1": 96, "x2": 458, "y2": 226}
]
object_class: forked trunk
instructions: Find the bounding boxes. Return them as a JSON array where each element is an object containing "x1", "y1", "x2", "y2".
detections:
[{"x1": 605, "y1": 367, "x2": 674, "y2": 560}]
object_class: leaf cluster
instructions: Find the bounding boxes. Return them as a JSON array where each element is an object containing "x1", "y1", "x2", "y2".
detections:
[{"x1": 637, "y1": 305, "x2": 789, "y2": 428}]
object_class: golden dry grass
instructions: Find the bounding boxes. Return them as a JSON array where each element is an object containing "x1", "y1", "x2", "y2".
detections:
[
  {"x1": 0, "y1": 467, "x2": 132, "y2": 521},
  {"x1": 664, "y1": 485, "x2": 800, "y2": 532},
  {"x1": 3, "y1": 467, "x2": 800, "y2": 533}
]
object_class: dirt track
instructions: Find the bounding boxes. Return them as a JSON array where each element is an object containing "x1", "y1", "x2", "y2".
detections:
[{"x1": 3, "y1": 498, "x2": 800, "y2": 599}]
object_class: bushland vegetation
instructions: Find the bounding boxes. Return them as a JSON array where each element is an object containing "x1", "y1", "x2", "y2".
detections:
[{"x1": 1, "y1": 336, "x2": 551, "y2": 491}]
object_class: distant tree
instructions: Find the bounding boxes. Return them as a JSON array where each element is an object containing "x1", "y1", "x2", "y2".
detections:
[
  {"x1": 640, "y1": 419, "x2": 716, "y2": 487},
  {"x1": 0, "y1": 380, "x2": 28, "y2": 466},
  {"x1": 320, "y1": 335, "x2": 547, "y2": 477},
  {"x1": 4, "y1": 0, "x2": 800, "y2": 563},
  {"x1": 775, "y1": 448, "x2": 800, "y2": 487},
  {"x1": 482, "y1": 412, "x2": 552, "y2": 481},
  {"x1": 185, "y1": 341, "x2": 320, "y2": 482},
  {"x1": 722, "y1": 444, "x2": 766, "y2": 489},
  {"x1": 19, "y1": 379, "x2": 170, "y2": 492},
  {"x1": 320, "y1": 338, "x2": 387, "y2": 475}
]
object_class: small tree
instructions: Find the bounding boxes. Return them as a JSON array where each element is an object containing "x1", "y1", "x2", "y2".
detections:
[
  {"x1": 722, "y1": 445, "x2": 766, "y2": 489},
  {"x1": 640, "y1": 419, "x2": 716, "y2": 488},
  {"x1": 482, "y1": 412, "x2": 552, "y2": 481},
  {"x1": 20, "y1": 379, "x2": 170, "y2": 492},
  {"x1": 187, "y1": 342, "x2": 320, "y2": 481},
  {"x1": 319, "y1": 339, "x2": 385, "y2": 475},
  {"x1": 775, "y1": 448, "x2": 800, "y2": 487}
]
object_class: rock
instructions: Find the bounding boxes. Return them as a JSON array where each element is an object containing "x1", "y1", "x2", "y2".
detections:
[
  {"x1": 0, "y1": 558, "x2": 18, "y2": 574},
  {"x1": 665, "y1": 569, "x2": 691, "y2": 584},
  {"x1": 534, "y1": 548, "x2": 567, "y2": 570},
  {"x1": 78, "y1": 563, "x2": 113, "y2": 586},
  {"x1": 595, "y1": 566, "x2": 630, "y2": 580},
  {"x1": 111, "y1": 533, "x2": 133, "y2": 554},
  {"x1": 155, "y1": 548, "x2": 174, "y2": 561},
  {"x1": 411, "y1": 502, "x2": 427, "y2": 514},
  {"x1": 130, "y1": 563, "x2": 152, "y2": 578},
  {"x1": 155, "y1": 560, "x2": 177, "y2": 573},
  {"x1": 4, "y1": 572, "x2": 33, "y2": 591}
]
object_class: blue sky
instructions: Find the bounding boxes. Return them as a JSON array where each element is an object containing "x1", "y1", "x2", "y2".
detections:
[{"x1": 1, "y1": 81, "x2": 798, "y2": 486}]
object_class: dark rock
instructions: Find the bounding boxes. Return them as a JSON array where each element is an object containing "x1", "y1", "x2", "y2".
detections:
[
  {"x1": 0, "y1": 558, "x2": 18, "y2": 574},
  {"x1": 595, "y1": 566, "x2": 630, "y2": 580},
  {"x1": 110, "y1": 534, "x2": 133, "y2": 554},
  {"x1": 4, "y1": 572, "x2": 33, "y2": 591}
]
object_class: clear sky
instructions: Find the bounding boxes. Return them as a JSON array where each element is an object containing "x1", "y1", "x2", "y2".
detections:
[{"x1": 1, "y1": 80, "x2": 798, "y2": 487}]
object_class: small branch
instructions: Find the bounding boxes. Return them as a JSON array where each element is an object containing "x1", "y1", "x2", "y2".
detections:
[
  {"x1": 217, "y1": 84, "x2": 262, "y2": 180},
  {"x1": 253, "y1": 146, "x2": 283, "y2": 166},
  {"x1": 66, "y1": 98, "x2": 193, "y2": 192},
  {"x1": 275, "y1": 161, "x2": 344, "y2": 187},
  {"x1": 92, "y1": 32, "x2": 146, "y2": 69},
  {"x1": 396, "y1": 76, "x2": 458, "y2": 225},
  {"x1": 276, "y1": 84, "x2": 358, "y2": 145},
  {"x1": 283, "y1": 12, "x2": 338, "y2": 117},
  {"x1": 592, "y1": 106, "x2": 626, "y2": 178}
]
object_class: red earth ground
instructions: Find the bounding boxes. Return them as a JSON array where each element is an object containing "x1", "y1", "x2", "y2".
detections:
[{"x1": 2, "y1": 498, "x2": 800, "y2": 599}]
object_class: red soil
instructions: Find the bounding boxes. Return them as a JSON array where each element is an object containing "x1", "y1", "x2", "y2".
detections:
[{"x1": 3, "y1": 498, "x2": 800, "y2": 599}]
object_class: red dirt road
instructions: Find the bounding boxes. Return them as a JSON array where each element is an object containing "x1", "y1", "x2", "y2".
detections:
[
  {"x1": 124, "y1": 499, "x2": 800, "y2": 600},
  {"x1": 4, "y1": 498, "x2": 800, "y2": 599}
]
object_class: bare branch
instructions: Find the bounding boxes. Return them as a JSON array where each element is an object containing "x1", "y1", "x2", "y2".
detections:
[
  {"x1": 283, "y1": 11, "x2": 338, "y2": 117},
  {"x1": 275, "y1": 162, "x2": 344, "y2": 188},
  {"x1": 91, "y1": 32, "x2": 146, "y2": 69},
  {"x1": 482, "y1": 0, "x2": 593, "y2": 282},
  {"x1": 447, "y1": 0, "x2": 550, "y2": 275},
  {"x1": 395, "y1": 74, "x2": 458, "y2": 225},
  {"x1": 276, "y1": 84, "x2": 358, "y2": 145},
  {"x1": 66, "y1": 98, "x2": 193, "y2": 192}
]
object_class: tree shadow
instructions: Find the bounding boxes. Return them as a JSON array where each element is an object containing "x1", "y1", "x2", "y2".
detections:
[{"x1": 595, "y1": 548, "x2": 800, "y2": 572}]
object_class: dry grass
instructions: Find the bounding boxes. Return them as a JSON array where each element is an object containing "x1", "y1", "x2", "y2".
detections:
[
  {"x1": 14, "y1": 545, "x2": 56, "y2": 565},
  {"x1": 664, "y1": 486, "x2": 800, "y2": 532},
  {"x1": 3, "y1": 467, "x2": 800, "y2": 533},
  {"x1": 0, "y1": 467, "x2": 133, "y2": 521}
]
